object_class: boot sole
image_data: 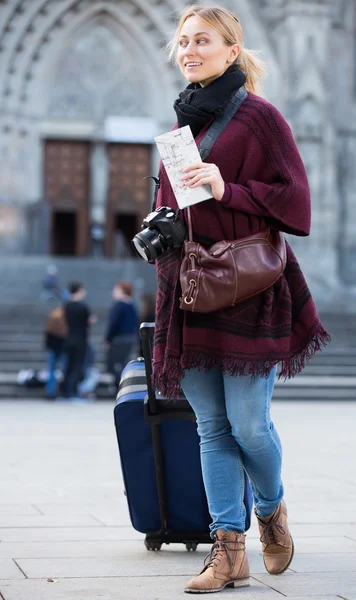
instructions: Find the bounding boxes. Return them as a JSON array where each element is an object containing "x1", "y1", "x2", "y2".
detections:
[
  {"x1": 184, "y1": 578, "x2": 250, "y2": 593},
  {"x1": 263, "y1": 537, "x2": 295, "y2": 575}
]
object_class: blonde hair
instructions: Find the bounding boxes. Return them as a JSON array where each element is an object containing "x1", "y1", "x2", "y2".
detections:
[{"x1": 168, "y1": 4, "x2": 266, "y2": 96}]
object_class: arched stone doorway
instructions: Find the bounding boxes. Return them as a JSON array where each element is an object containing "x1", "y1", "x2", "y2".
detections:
[
  {"x1": 37, "y1": 6, "x2": 175, "y2": 256},
  {"x1": 0, "y1": 0, "x2": 282, "y2": 256}
]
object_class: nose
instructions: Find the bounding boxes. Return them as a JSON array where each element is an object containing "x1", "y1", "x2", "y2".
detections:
[{"x1": 183, "y1": 40, "x2": 196, "y2": 56}]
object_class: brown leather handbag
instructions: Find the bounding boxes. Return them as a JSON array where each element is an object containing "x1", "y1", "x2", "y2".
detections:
[{"x1": 179, "y1": 206, "x2": 287, "y2": 313}]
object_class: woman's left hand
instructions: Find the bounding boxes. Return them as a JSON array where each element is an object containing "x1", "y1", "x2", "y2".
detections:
[{"x1": 181, "y1": 162, "x2": 225, "y2": 201}]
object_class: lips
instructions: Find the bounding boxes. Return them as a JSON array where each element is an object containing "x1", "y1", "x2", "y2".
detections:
[{"x1": 185, "y1": 62, "x2": 202, "y2": 67}]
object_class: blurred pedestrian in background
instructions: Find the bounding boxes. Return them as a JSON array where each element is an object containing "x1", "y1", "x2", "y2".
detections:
[
  {"x1": 40, "y1": 264, "x2": 61, "y2": 301},
  {"x1": 90, "y1": 221, "x2": 105, "y2": 257},
  {"x1": 63, "y1": 282, "x2": 95, "y2": 400},
  {"x1": 105, "y1": 281, "x2": 138, "y2": 389},
  {"x1": 114, "y1": 229, "x2": 132, "y2": 258},
  {"x1": 43, "y1": 305, "x2": 67, "y2": 399},
  {"x1": 78, "y1": 343, "x2": 100, "y2": 401}
]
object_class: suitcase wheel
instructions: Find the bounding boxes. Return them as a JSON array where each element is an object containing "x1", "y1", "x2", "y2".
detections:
[
  {"x1": 145, "y1": 540, "x2": 162, "y2": 551},
  {"x1": 185, "y1": 542, "x2": 198, "y2": 552}
]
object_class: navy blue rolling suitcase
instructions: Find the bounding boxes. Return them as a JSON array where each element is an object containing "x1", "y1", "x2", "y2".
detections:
[{"x1": 113, "y1": 322, "x2": 253, "y2": 551}]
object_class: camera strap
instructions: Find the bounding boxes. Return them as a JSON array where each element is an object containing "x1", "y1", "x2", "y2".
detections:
[
  {"x1": 144, "y1": 176, "x2": 161, "y2": 212},
  {"x1": 151, "y1": 85, "x2": 248, "y2": 211}
]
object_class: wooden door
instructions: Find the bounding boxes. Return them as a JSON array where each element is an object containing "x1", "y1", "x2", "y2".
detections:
[
  {"x1": 44, "y1": 140, "x2": 90, "y2": 256},
  {"x1": 106, "y1": 143, "x2": 152, "y2": 257}
]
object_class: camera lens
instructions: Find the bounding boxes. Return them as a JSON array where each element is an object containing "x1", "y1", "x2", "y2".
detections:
[{"x1": 132, "y1": 228, "x2": 167, "y2": 262}]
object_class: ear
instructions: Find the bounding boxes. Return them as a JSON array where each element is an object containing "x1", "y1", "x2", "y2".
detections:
[{"x1": 227, "y1": 43, "x2": 240, "y2": 64}]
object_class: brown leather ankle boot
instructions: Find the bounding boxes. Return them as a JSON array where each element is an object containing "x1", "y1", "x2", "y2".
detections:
[
  {"x1": 184, "y1": 530, "x2": 250, "y2": 594},
  {"x1": 255, "y1": 499, "x2": 294, "y2": 575}
]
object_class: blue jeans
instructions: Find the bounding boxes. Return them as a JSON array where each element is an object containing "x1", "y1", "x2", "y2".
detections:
[
  {"x1": 181, "y1": 366, "x2": 283, "y2": 536},
  {"x1": 46, "y1": 350, "x2": 63, "y2": 397}
]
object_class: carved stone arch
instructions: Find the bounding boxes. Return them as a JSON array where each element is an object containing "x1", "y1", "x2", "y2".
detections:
[
  {"x1": 45, "y1": 12, "x2": 153, "y2": 120},
  {"x1": 0, "y1": 0, "x2": 74, "y2": 109},
  {"x1": 23, "y1": 2, "x2": 177, "y2": 123},
  {"x1": 1, "y1": 0, "x2": 177, "y2": 112}
]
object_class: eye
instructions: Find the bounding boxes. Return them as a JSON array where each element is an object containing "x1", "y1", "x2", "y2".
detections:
[
  {"x1": 178, "y1": 39, "x2": 188, "y2": 47},
  {"x1": 197, "y1": 38, "x2": 208, "y2": 44}
]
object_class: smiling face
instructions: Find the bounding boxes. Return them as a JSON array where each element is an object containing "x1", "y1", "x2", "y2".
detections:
[{"x1": 177, "y1": 15, "x2": 240, "y2": 87}]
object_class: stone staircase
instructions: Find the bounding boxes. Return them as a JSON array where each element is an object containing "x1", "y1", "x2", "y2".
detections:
[
  {"x1": 0, "y1": 305, "x2": 355, "y2": 401},
  {"x1": 0, "y1": 255, "x2": 159, "y2": 399},
  {"x1": 0, "y1": 306, "x2": 113, "y2": 399}
]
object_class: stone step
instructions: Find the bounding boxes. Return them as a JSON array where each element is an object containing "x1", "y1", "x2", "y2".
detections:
[
  {"x1": 2, "y1": 372, "x2": 356, "y2": 388},
  {"x1": 0, "y1": 321, "x2": 347, "y2": 331},
  {"x1": 1, "y1": 383, "x2": 355, "y2": 401},
  {"x1": 0, "y1": 324, "x2": 108, "y2": 330},
  {"x1": 0, "y1": 362, "x2": 109, "y2": 372},
  {"x1": 0, "y1": 346, "x2": 108, "y2": 353},
  {"x1": 273, "y1": 388, "x2": 356, "y2": 400},
  {"x1": 1, "y1": 356, "x2": 355, "y2": 372},
  {"x1": 0, "y1": 333, "x2": 108, "y2": 346},
  {"x1": 0, "y1": 361, "x2": 355, "y2": 378},
  {"x1": 0, "y1": 339, "x2": 343, "y2": 349},
  {"x1": 0, "y1": 372, "x2": 110, "y2": 384},
  {"x1": 0, "y1": 344, "x2": 349, "y2": 354},
  {"x1": 0, "y1": 340, "x2": 354, "y2": 354},
  {"x1": 0, "y1": 314, "x2": 352, "y2": 330},
  {"x1": 0, "y1": 384, "x2": 115, "y2": 400},
  {"x1": 276, "y1": 376, "x2": 356, "y2": 387},
  {"x1": 0, "y1": 327, "x2": 353, "y2": 342},
  {"x1": 0, "y1": 372, "x2": 346, "y2": 392}
]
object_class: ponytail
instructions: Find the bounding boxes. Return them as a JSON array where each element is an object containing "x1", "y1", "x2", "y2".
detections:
[{"x1": 238, "y1": 48, "x2": 266, "y2": 96}]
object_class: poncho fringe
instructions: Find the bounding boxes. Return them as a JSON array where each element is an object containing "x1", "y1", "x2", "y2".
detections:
[{"x1": 153, "y1": 327, "x2": 331, "y2": 400}]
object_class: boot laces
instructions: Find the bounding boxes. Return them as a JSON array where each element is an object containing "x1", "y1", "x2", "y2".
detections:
[
  {"x1": 204, "y1": 537, "x2": 243, "y2": 572},
  {"x1": 258, "y1": 504, "x2": 285, "y2": 545}
]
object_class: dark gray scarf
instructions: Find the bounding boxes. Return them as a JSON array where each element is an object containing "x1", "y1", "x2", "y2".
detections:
[{"x1": 173, "y1": 65, "x2": 246, "y2": 137}]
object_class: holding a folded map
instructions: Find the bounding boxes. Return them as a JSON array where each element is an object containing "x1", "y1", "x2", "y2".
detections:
[{"x1": 154, "y1": 125, "x2": 213, "y2": 209}]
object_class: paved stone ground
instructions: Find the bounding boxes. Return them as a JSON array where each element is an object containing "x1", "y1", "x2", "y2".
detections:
[{"x1": 0, "y1": 399, "x2": 355, "y2": 600}]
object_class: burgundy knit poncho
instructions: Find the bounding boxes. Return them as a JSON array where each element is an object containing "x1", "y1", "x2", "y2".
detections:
[{"x1": 153, "y1": 92, "x2": 331, "y2": 398}]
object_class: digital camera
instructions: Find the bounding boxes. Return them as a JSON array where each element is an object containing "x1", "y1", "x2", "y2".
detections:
[{"x1": 132, "y1": 206, "x2": 186, "y2": 262}]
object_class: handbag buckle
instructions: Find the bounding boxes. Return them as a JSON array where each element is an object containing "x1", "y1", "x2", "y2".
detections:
[{"x1": 184, "y1": 279, "x2": 197, "y2": 305}]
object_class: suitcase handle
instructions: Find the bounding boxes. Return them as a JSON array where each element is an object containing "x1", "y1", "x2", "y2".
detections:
[
  {"x1": 139, "y1": 322, "x2": 196, "y2": 423},
  {"x1": 139, "y1": 322, "x2": 170, "y2": 533},
  {"x1": 139, "y1": 322, "x2": 157, "y2": 414}
]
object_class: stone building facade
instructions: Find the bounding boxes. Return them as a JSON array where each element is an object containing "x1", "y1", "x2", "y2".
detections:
[{"x1": 0, "y1": 0, "x2": 355, "y2": 310}]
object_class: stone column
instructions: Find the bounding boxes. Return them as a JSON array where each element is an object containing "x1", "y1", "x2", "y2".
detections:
[
  {"x1": 90, "y1": 141, "x2": 109, "y2": 224},
  {"x1": 337, "y1": 133, "x2": 356, "y2": 287},
  {"x1": 272, "y1": 0, "x2": 339, "y2": 308}
]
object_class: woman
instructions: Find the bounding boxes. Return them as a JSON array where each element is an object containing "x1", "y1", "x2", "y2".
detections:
[{"x1": 153, "y1": 4, "x2": 330, "y2": 594}]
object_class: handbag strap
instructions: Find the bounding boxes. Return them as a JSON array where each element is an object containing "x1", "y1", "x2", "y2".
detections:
[
  {"x1": 187, "y1": 203, "x2": 193, "y2": 240},
  {"x1": 198, "y1": 86, "x2": 247, "y2": 162},
  {"x1": 187, "y1": 86, "x2": 248, "y2": 241}
]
